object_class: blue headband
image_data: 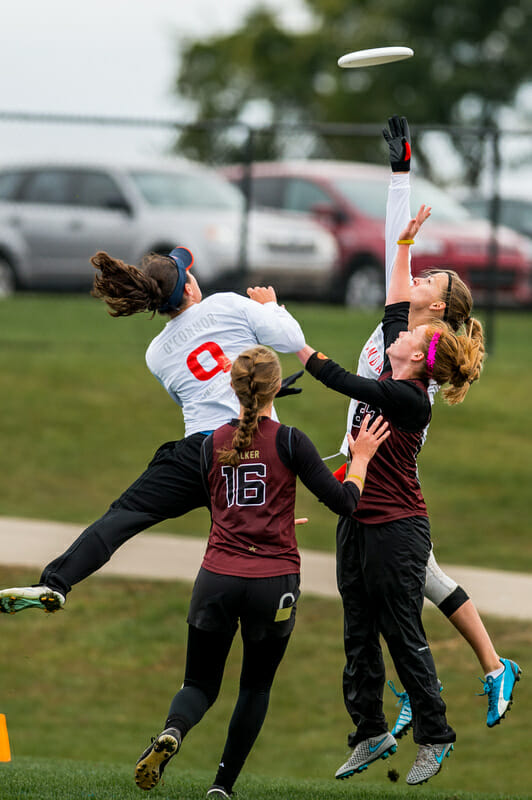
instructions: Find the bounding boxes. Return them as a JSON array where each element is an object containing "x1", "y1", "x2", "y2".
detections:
[{"x1": 158, "y1": 247, "x2": 194, "y2": 312}]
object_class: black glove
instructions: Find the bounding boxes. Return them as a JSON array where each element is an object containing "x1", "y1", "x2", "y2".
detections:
[
  {"x1": 276, "y1": 370, "x2": 304, "y2": 398},
  {"x1": 382, "y1": 115, "x2": 411, "y2": 172}
]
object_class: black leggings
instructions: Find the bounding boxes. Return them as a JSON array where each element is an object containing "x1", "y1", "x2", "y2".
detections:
[
  {"x1": 336, "y1": 515, "x2": 456, "y2": 746},
  {"x1": 165, "y1": 624, "x2": 290, "y2": 794},
  {"x1": 40, "y1": 435, "x2": 208, "y2": 595}
]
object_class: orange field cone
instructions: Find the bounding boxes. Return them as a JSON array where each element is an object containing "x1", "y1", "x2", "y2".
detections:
[{"x1": 0, "y1": 714, "x2": 11, "y2": 761}]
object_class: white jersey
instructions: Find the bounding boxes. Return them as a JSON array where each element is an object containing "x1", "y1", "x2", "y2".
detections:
[
  {"x1": 146, "y1": 292, "x2": 305, "y2": 437},
  {"x1": 340, "y1": 173, "x2": 438, "y2": 455}
]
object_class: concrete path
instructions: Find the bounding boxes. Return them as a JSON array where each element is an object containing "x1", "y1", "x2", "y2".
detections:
[{"x1": 1, "y1": 516, "x2": 531, "y2": 620}]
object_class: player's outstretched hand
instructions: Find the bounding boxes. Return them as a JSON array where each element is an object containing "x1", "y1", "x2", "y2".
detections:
[
  {"x1": 382, "y1": 115, "x2": 411, "y2": 172},
  {"x1": 398, "y1": 204, "x2": 432, "y2": 242},
  {"x1": 247, "y1": 285, "x2": 277, "y2": 304},
  {"x1": 348, "y1": 414, "x2": 390, "y2": 462},
  {"x1": 276, "y1": 370, "x2": 304, "y2": 398}
]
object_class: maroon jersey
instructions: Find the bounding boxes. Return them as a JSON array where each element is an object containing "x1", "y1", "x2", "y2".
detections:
[
  {"x1": 348, "y1": 371, "x2": 429, "y2": 524},
  {"x1": 200, "y1": 417, "x2": 360, "y2": 577},
  {"x1": 305, "y1": 302, "x2": 432, "y2": 525},
  {"x1": 203, "y1": 417, "x2": 299, "y2": 577}
]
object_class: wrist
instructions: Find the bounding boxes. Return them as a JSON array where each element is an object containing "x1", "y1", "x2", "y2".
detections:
[{"x1": 345, "y1": 472, "x2": 365, "y2": 490}]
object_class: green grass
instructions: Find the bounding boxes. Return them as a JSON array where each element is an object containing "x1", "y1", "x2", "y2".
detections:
[
  {"x1": 0, "y1": 567, "x2": 530, "y2": 798},
  {"x1": 2, "y1": 757, "x2": 531, "y2": 800},
  {"x1": 0, "y1": 294, "x2": 531, "y2": 571}
]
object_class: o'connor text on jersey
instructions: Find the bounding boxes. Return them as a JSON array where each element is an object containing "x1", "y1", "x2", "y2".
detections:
[{"x1": 163, "y1": 314, "x2": 218, "y2": 354}]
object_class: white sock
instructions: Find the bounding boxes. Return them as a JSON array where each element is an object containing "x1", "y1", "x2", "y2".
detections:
[{"x1": 485, "y1": 664, "x2": 504, "y2": 681}]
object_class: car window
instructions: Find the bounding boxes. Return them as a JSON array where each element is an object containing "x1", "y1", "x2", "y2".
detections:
[
  {"x1": 284, "y1": 178, "x2": 333, "y2": 212},
  {"x1": 20, "y1": 170, "x2": 74, "y2": 205},
  {"x1": 410, "y1": 177, "x2": 471, "y2": 222},
  {"x1": 248, "y1": 177, "x2": 284, "y2": 208},
  {"x1": 72, "y1": 171, "x2": 126, "y2": 209},
  {"x1": 129, "y1": 170, "x2": 243, "y2": 210},
  {"x1": 0, "y1": 171, "x2": 24, "y2": 200},
  {"x1": 501, "y1": 200, "x2": 532, "y2": 237},
  {"x1": 331, "y1": 175, "x2": 471, "y2": 223},
  {"x1": 331, "y1": 177, "x2": 387, "y2": 218}
]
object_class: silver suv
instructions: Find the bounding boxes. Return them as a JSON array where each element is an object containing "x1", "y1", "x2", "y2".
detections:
[{"x1": 0, "y1": 156, "x2": 338, "y2": 298}]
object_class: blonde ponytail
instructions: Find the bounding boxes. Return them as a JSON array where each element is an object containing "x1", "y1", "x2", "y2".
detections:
[{"x1": 423, "y1": 318, "x2": 485, "y2": 404}]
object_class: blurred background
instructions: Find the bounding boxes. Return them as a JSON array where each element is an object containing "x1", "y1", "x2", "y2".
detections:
[
  {"x1": 0, "y1": 2, "x2": 531, "y2": 796},
  {"x1": 1, "y1": 0, "x2": 532, "y2": 327}
]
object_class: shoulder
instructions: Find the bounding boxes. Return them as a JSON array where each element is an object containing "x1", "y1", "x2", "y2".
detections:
[
  {"x1": 276, "y1": 423, "x2": 310, "y2": 454},
  {"x1": 205, "y1": 292, "x2": 249, "y2": 309},
  {"x1": 383, "y1": 301, "x2": 410, "y2": 322}
]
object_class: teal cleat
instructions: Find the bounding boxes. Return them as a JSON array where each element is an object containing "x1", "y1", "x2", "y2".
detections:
[
  {"x1": 479, "y1": 658, "x2": 522, "y2": 728},
  {"x1": 388, "y1": 680, "x2": 412, "y2": 739}
]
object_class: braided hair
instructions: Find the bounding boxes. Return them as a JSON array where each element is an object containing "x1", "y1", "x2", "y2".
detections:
[
  {"x1": 217, "y1": 346, "x2": 282, "y2": 467},
  {"x1": 421, "y1": 317, "x2": 485, "y2": 404},
  {"x1": 91, "y1": 251, "x2": 188, "y2": 317}
]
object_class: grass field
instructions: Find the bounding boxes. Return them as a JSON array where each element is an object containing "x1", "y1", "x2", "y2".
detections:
[
  {"x1": 0, "y1": 295, "x2": 531, "y2": 571},
  {"x1": 0, "y1": 566, "x2": 530, "y2": 799},
  {"x1": 0, "y1": 295, "x2": 530, "y2": 798}
]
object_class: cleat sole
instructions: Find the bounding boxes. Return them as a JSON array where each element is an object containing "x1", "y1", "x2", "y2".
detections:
[{"x1": 135, "y1": 734, "x2": 178, "y2": 790}]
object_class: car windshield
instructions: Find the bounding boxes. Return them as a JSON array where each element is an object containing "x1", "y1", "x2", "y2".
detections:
[
  {"x1": 332, "y1": 175, "x2": 472, "y2": 223},
  {"x1": 129, "y1": 169, "x2": 244, "y2": 211}
]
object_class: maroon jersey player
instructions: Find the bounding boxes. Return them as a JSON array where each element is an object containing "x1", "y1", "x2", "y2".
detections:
[{"x1": 134, "y1": 345, "x2": 389, "y2": 799}]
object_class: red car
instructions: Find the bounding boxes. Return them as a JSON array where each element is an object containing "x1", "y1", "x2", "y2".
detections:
[{"x1": 222, "y1": 160, "x2": 532, "y2": 308}]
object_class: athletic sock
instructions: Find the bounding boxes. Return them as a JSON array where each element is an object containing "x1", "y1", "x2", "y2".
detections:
[{"x1": 485, "y1": 664, "x2": 504, "y2": 681}]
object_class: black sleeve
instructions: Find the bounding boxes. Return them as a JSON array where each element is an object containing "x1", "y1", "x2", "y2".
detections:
[
  {"x1": 277, "y1": 426, "x2": 360, "y2": 517},
  {"x1": 305, "y1": 339, "x2": 430, "y2": 431},
  {"x1": 381, "y1": 301, "x2": 410, "y2": 373},
  {"x1": 199, "y1": 435, "x2": 213, "y2": 512}
]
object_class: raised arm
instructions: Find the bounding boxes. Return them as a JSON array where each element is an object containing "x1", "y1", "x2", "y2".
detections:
[
  {"x1": 244, "y1": 285, "x2": 306, "y2": 352},
  {"x1": 282, "y1": 416, "x2": 389, "y2": 517},
  {"x1": 383, "y1": 115, "x2": 412, "y2": 292},
  {"x1": 386, "y1": 204, "x2": 431, "y2": 305}
]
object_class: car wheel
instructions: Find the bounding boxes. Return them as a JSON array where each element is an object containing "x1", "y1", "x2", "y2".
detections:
[
  {"x1": 0, "y1": 257, "x2": 16, "y2": 298},
  {"x1": 344, "y1": 265, "x2": 384, "y2": 308}
]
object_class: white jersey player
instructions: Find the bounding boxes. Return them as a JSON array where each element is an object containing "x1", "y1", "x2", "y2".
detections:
[
  {"x1": 0, "y1": 246, "x2": 304, "y2": 612},
  {"x1": 146, "y1": 290, "x2": 303, "y2": 436}
]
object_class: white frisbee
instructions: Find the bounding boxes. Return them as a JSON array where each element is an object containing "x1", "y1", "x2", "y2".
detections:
[{"x1": 338, "y1": 46, "x2": 414, "y2": 69}]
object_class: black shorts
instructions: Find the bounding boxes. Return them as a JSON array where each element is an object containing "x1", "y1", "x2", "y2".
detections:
[{"x1": 187, "y1": 567, "x2": 300, "y2": 641}]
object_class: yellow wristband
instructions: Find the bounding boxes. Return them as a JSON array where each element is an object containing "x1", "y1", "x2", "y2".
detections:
[
  {"x1": 346, "y1": 474, "x2": 364, "y2": 490},
  {"x1": 397, "y1": 239, "x2": 415, "y2": 245}
]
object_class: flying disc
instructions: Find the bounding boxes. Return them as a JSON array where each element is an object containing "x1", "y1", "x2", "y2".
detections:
[{"x1": 338, "y1": 46, "x2": 414, "y2": 69}]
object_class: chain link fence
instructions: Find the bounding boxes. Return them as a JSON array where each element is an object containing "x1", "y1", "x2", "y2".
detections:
[{"x1": 0, "y1": 111, "x2": 531, "y2": 349}]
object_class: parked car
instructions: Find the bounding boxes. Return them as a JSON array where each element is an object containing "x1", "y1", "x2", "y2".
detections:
[
  {"x1": 221, "y1": 160, "x2": 532, "y2": 307},
  {"x1": 0, "y1": 157, "x2": 339, "y2": 298},
  {"x1": 462, "y1": 195, "x2": 532, "y2": 241}
]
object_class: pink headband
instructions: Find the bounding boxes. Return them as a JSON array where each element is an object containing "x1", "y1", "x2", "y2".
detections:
[{"x1": 426, "y1": 331, "x2": 441, "y2": 373}]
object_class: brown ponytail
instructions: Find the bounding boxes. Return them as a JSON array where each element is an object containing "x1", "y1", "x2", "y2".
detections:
[
  {"x1": 91, "y1": 251, "x2": 185, "y2": 317},
  {"x1": 422, "y1": 318, "x2": 485, "y2": 404},
  {"x1": 218, "y1": 346, "x2": 282, "y2": 467}
]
